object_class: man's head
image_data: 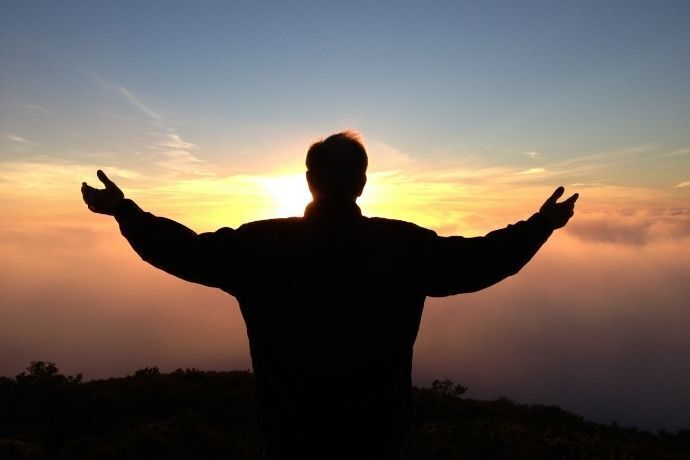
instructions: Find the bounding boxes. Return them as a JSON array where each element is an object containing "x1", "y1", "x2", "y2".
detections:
[{"x1": 306, "y1": 131, "x2": 368, "y2": 201}]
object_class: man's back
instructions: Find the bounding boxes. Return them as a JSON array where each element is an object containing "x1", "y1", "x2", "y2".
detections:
[
  {"x1": 113, "y1": 196, "x2": 554, "y2": 458},
  {"x1": 233, "y1": 200, "x2": 434, "y2": 458},
  {"x1": 83, "y1": 131, "x2": 576, "y2": 459}
]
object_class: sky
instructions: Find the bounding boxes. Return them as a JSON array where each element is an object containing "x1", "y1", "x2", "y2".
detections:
[{"x1": 1, "y1": 0, "x2": 689, "y2": 431}]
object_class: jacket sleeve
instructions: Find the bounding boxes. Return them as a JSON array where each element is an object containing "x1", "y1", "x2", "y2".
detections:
[
  {"x1": 424, "y1": 212, "x2": 553, "y2": 297},
  {"x1": 113, "y1": 199, "x2": 239, "y2": 293}
]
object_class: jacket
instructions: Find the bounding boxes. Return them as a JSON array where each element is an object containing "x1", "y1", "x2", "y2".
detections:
[{"x1": 114, "y1": 197, "x2": 553, "y2": 459}]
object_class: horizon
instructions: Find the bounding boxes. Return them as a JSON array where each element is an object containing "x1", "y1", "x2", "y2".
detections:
[{"x1": 1, "y1": 1, "x2": 689, "y2": 431}]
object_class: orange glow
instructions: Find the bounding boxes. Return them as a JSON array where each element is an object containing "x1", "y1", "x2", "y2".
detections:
[{"x1": 1, "y1": 159, "x2": 685, "y2": 234}]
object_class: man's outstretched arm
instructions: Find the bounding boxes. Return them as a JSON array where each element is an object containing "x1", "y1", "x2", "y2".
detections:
[
  {"x1": 425, "y1": 187, "x2": 578, "y2": 296},
  {"x1": 81, "y1": 170, "x2": 237, "y2": 291}
]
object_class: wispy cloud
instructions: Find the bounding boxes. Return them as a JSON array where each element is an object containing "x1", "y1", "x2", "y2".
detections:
[
  {"x1": 4, "y1": 133, "x2": 35, "y2": 144},
  {"x1": 519, "y1": 168, "x2": 545, "y2": 175},
  {"x1": 553, "y1": 144, "x2": 657, "y2": 169},
  {"x1": 89, "y1": 74, "x2": 162, "y2": 123},
  {"x1": 551, "y1": 144, "x2": 690, "y2": 173},
  {"x1": 676, "y1": 181, "x2": 690, "y2": 188},
  {"x1": 661, "y1": 148, "x2": 690, "y2": 159},
  {"x1": 20, "y1": 104, "x2": 51, "y2": 113},
  {"x1": 568, "y1": 180, "x2": 609, "y2": 187},
  {"x1": 525, "y1": 151, "x2": 539, "y2": 158},
  {"x1": 153, "y1": 133, "x2": 197, "y2": 150},
  {"x1": 86, "y1": 72, "x2": 209, "y2": 176},
  {"x1": 154, "y1": 151, "x2": 214, "y2": 176}
]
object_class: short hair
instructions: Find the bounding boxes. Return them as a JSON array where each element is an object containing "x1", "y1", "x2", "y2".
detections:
[{"x1": 306, "y1": 131, "x2": 368, "y2": 198}]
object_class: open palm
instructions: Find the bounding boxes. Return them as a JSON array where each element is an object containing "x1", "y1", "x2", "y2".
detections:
[
  {"x1": 539, "y1": 186, "x2": 578, "y2": 230},
  {"x1": 81, "y1": 170, "x2": 124, "y2": 215}
]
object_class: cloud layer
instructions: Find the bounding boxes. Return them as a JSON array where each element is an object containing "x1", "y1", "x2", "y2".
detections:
[
  {"x1": 415, "y1": 229, "x2": 690, "y2": 431},
  {"x1": 1, "y1": 200, "x2": 688, "y2": 431}
]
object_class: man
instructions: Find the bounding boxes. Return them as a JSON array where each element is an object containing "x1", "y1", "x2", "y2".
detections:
[{"x1": 82, "y1": 131, "x2": 577, "y2": 459}]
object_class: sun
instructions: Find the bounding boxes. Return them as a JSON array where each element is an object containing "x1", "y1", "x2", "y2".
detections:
[{"x1": 259, "y1": 173, "x2": 312, "y2": 217}]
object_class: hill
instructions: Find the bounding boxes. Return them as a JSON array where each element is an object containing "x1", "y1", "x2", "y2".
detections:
[{"x1": 0, "y1": 362, "x2": 688, "y2": 459}]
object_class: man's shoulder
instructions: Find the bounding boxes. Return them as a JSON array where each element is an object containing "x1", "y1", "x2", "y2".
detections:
[
  {"x1": 365, "y1": 216, "x2": 437, "y2": 238},
  {"x1": 237, "y1": 217, "x2": 302, "y2": 233},
  {"x1": 367, "y1": 216, "x2": 434, "y2": 231}
]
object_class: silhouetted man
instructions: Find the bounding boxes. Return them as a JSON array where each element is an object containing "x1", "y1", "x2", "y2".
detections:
[{"x1": 82, "y1": 132, "x2": 578, "y2": 459}]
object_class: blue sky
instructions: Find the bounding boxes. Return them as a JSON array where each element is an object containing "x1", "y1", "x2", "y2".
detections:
[{"x1": 2, "y1": 1, "x2": 689, "y2": 177}]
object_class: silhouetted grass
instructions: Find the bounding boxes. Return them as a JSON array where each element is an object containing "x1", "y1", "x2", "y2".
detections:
[{"x1": 1, "y1": 362, "x2": 688, "y2": 459}]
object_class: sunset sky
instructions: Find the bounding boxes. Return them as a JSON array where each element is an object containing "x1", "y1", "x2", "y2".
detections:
[{"x1": 1, "y1": 1, "x2": 689, "y2": 430}]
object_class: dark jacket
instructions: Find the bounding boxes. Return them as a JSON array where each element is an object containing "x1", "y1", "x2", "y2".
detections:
[{"x1": 114, "y1": 198, "x2": 553, "y2": 459}]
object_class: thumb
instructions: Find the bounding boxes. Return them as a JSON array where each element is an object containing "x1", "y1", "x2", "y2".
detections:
[
  {"x1": 564, "y1": 192, "x2": 579, "y2": 206},
  {"x1": 97, "y1": 170, "x2": 116, "y2": 189}
]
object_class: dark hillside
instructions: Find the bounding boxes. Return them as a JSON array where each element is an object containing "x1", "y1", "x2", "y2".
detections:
[{"x1": 1, "y1": 362, "x2": 688, "y2": 459}]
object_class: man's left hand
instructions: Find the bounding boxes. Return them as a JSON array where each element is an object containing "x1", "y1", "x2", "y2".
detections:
[{"x1": 539, "y1": 186, "x2": 578, "y2": 230}]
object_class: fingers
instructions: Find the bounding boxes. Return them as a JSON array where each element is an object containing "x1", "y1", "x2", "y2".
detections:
[
  {"x1": 97, "y1": 169, "x2": 115, "y2": 189},
  {"x1": 542, "y1": 186, "x2": 565, "y2": 208},
  {"x1": 550, "y1": 186, "x2": 565, "y2": 202}
]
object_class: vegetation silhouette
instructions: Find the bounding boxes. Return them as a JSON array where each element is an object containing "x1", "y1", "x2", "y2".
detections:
[
  {"x1": 81, "y1": 131, "x2": 579, "y2": 458},
  {"x1": 1, "y1": 362, "x2": 688, "y2": 460}
]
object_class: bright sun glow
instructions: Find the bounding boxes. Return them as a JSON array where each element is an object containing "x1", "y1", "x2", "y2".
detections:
[{"x1": 258, "y1": 173, "x2": 313, "y2": 217}]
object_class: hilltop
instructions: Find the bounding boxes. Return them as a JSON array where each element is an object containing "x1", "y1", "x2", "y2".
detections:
[{"x1": 0, "y1": 362, "x2": 688, "y2": 459}]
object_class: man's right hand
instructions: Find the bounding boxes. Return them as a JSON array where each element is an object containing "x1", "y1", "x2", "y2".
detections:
[{"x1": 81, "y1": 170, "x2": 125, "y2": 215}]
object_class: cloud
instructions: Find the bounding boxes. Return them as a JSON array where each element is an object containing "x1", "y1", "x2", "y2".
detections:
[
  {"x1": 154, "y1": 150, "x2": 213, "y2": 176},
  {"x1": 89, "y1": 74, "x2": 163, "y2": 122},
  {"x1": 0, "y1": 222, "x2": 250, "y2": 380},
  {"x1": 415, "y1": 232, "x2": 690, "y2": 430},
  {"x1": 367, "y1": 140, "x2": 416, "y2": 170},
  {"x1": 568, "y1": 180, "x2": 609, "y2": 187},
  {"x1": 675, "y1": 180, "x2": 690, "y2": 188},
  {"x1": 84, "y1": 72, "x2": 211, "y2": 177},
  {"x1": 153, "y1": 133, "x2": 197, "y2": 150},
  {"x1": 659, "y1": 147, "x2": 690, "y2": 159},
  {"x1": 552, "y1": 144, "x2": 658, "y2": 169},
  {"x1": 525, "y1": 151, "x2": 539, "y2": 158},
  {"x1": 0, "y1": 162, "x2": 140, "y2": 200},
  {"x1": 519, "y1": 168, "x2": 545, "y2": 175},
  {"x1": 355, "y1": 142, "x2": 682, "y2": 235},
  {"x1": 1, "y1": 206, "x2": 689, "y2": 431},
  {"x1": 20, "y1": 104, "x2": 51, "y2": 113},
  {"x1": 526, "y1": 144, "x2": 690, "y2": 184},
  {"x1": 4, "y1": 133, "x2": 35, "y2": 144},
  {"x1": 566, "y1": 209, "x2": 690, "y2": 245}
]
